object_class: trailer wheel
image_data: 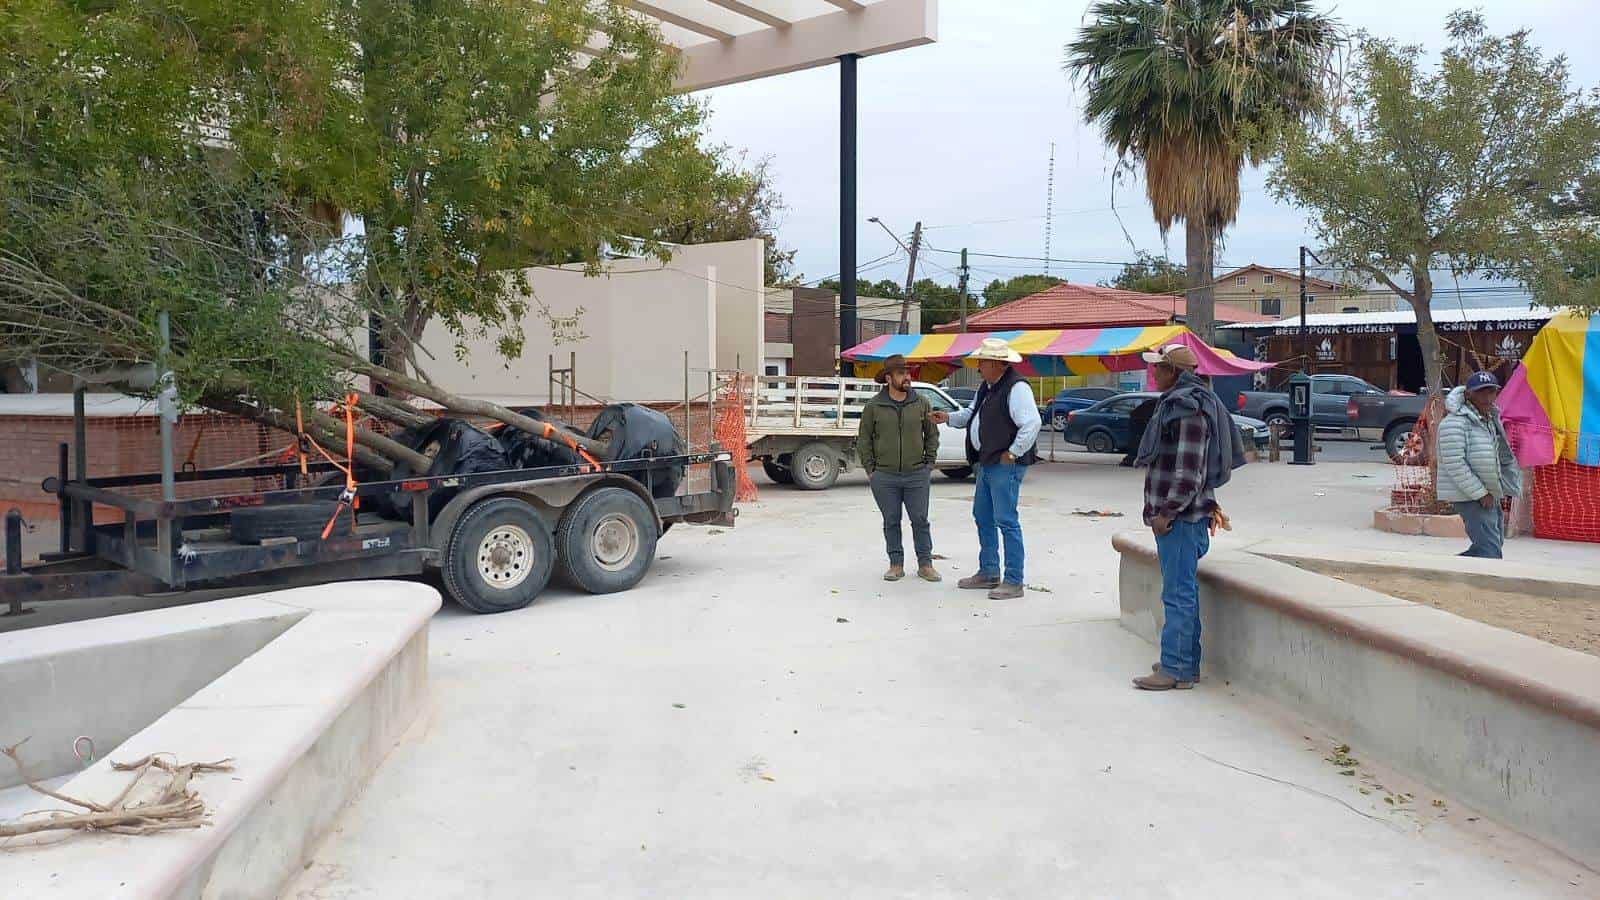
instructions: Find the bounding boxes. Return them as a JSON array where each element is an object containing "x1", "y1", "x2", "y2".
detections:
[
  {"x1": 762, "y1": 458, "x2": 795, "y2": 485},
  {"x1": 443, "y1": 497, "x2": 554, "y2": 614},
  {"x1": 556, "y1": 487, "x2": 658, "y2": 594},
  {"x1": 789, "y1": 443, "x2": 840, "y2": 491}
]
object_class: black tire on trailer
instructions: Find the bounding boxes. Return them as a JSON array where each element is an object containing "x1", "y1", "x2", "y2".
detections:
[
  {"x1": 789, "y1": 442, "x2": 840, "y2": 491},
  {"x1": 941, "y1": 467, "x2": 973, "y2": 481},
  {"x1": 230, "y1": 502, "x2": 351, "y2": 544},
  {"x1": 442, "y1": 496, "x2": 555, "y2": 614},
  {"x1": 555, "y1": 486, "x2": 658, "y2": 594},
  {"x1": 1085, "y1": 430, "x2": 1117, "y2": 454},
  {"x1": 762, "y1": 459, "x2": 795, "y2": 485}
]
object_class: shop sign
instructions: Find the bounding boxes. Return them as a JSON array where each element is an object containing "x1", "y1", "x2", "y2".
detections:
[{"x1": 1315, "y1": 338, "x2": 1337, "y2": 362}]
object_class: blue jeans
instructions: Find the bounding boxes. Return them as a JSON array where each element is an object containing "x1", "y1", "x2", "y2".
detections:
[
  {"x1": 1453, "y1": 500, "x2": 1505, "y2": 559},
  {"x1": 974, "y1": 463, "x2": 1026, "y2": 585},
  {"x1": 1156, "y1": 519, "x2": 1211, "y2": 682}
]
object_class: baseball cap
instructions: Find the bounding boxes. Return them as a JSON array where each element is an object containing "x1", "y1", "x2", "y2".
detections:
[
  {"x1": 1466, "y1": 370, "x2": 1500, "y2": 392},
  {"x1": 1140, "y1": 343, "x2": 1200, "y2": 370}
]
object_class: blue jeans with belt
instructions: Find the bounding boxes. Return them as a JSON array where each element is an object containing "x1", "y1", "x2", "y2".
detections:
[
  {"x1": 1156, "y1": 518, "x2": 1211, "y2": 682},
  {"x1": 973, "y1": 462, "x2": 1026, "y2": 585}
]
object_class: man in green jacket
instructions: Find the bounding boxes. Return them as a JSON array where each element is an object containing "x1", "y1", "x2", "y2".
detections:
[
  {"x1": 857, "y1": 355, "x2": 942, "y2": 582},
  {"x1": 1437, "y1": 370, "x2": 1523, "y2": 559}
]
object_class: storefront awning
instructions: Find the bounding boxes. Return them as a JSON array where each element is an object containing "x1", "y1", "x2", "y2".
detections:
[{"x1": 841, "y1": 326, "x2": 1278, "y2": 382}]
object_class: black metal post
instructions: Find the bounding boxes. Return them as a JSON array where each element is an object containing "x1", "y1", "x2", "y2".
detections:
[
  {"x1": 1291, "y1": 246, "x2": 1314, "y2": 465},
  {"x1": 57, "y1": 442, "x2": 71, "y2": 554},
  {"x1": 4, "y1": 507, "x2": 29, "y2": 617},
  {"x1": 73, "y1": 385, "x2": 94, "y2": 553},
  {"x1": 838, "y1": 53, "x2": 858, "y2": 377}
]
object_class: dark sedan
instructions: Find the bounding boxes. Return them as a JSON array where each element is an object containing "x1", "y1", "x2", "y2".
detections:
[
  {"x1": 1063, "y1": 392, "x2": 1270, "y2": 454},
  {"x1": 1045, "y1": 387, "x2": 1121, "y2": 432}
]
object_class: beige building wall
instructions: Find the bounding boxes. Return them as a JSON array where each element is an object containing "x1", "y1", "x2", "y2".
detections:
[
  {"x1": 418, "y1": 239, "x2": 764, "y2": 405},
  {"x1": 1214, "y1": 266, "x2": 1398, "y2": 317}
]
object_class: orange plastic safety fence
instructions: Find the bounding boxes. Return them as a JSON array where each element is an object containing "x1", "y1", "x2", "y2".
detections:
[{"x1": 714, "y1": 374, "x2": 758, "y2": 503}]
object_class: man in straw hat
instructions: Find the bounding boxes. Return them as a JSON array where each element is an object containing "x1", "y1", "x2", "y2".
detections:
[
  {"x1": 929, "y1": 337, "x2": 1041, "y2": 599},
  {"x1": 1130, "y1": 342, "x2": 1247, "y2": 691},
  {"x1": 857, "y1": 354, "x2": 943, "y2": 582}
]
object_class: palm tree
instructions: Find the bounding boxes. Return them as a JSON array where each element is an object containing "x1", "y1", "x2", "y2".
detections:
[{"x1": 1065, "y1": 1, "x2": 1340, "y2": 342}]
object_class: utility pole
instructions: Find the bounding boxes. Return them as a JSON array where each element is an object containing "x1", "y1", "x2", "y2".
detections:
[
  {"x1": 898, "y1": 221, "x2": 922, "y2": 334},
  {"x1": 1298, "y1": 245, "x2": 1310, "y2": 373},
  {"x1": 957, "y1": 247, "x2": 970, "y2": 333}
]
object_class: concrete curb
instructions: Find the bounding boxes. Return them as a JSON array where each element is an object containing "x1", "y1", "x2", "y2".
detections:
[
  {"x1": 1114, "y1": 531, "x2": 1600, "y2": 869},
  {"x1": 2, "y1": 581, "x2": 440, "y2": 899}
]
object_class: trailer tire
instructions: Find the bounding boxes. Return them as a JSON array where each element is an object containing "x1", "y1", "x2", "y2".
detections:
[
  {"x1": 789, "y1": 443, "x2": 840, "y2": 491},
  {"x1": 443, "y1": 497, "x2": 554, "y2": 614},
  {"x1": 555, "y1": 487, "x2": 658, "y2": 594},
  {"x1": 762, "y1": 459, "x2": 795, "y2": 485},
  {"x1": 230, "y1": 502, "x2": 351, "y2": 544}
]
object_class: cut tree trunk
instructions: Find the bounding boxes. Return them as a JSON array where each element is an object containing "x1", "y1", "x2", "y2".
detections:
[
  {"x1": 338, "y1": 354, "x2": 610, "y2": 457},
  {"x1": 1184, "y1": 217, "x2": 1216, "y2": 344},
  {"x1": 203, "y1": 396, "x2": 395, "y2": 475}
]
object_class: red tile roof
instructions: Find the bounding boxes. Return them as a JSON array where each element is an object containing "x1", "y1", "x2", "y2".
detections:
[{"x1": 933, "y1": 282, "x2": 1273, "y2": 333}]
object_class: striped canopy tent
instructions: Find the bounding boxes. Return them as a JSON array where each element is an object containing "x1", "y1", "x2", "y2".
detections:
[{"x1": 841, "y1": 326, "x2": 1276, "y2": 383}]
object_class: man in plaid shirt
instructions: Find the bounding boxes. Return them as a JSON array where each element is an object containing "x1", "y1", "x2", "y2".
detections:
[{"x1": 1131, "y1": 343, "x2": 1242, "y2": 691}]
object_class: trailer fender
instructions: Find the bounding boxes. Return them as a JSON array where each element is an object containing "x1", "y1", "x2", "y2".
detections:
[{"x1": 430, "y1": 474, "x2": 660, "y2": 551}]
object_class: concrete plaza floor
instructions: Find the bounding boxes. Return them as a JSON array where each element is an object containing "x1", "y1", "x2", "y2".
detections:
[{"x1": 283, "y1": 455, "x2": 1596, "y2": 898}]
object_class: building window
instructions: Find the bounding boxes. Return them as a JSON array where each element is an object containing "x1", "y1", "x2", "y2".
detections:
[
  {"x1": 1263, "y1": 274, "x2": 1275, "y2": 285},
  {"x1": 1238, "y1": 275, "x2": 1249, "y2": 285},
  {"x1": 858, "y1": 319, "x2": 898, "y2": 341},
  {"x1": 1260, "y1": 298, "x2": 1281, "y2": 317},
  {"x1": 1306, "y1": 294, "x2": 1317, "y2": 305}
]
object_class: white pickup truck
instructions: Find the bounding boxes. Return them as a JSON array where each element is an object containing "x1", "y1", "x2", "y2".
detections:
[{"x1": 745, "y1": 375, "x2": 973, "y2": 490}]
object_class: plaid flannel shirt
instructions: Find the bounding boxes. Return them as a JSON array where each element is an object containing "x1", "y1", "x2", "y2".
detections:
[{"x1": 1142, "y1": 411, "x2": 1215, "y2": 526}]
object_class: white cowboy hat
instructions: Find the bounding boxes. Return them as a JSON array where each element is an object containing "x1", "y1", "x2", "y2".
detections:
[{"x1": 969, "y1": 337, "x2": 1022, "y2": 364}]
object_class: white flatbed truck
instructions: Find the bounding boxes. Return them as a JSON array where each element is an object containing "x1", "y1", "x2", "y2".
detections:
[{"x1": 744, "y1": 375, "x2": 974, "y2": 490}]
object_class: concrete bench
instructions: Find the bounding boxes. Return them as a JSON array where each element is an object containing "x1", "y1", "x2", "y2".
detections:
[{"x1": 1115, "y1": 532, "x2": 1600, "y2": 870}]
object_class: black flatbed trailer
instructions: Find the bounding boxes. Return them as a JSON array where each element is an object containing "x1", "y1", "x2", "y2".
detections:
[{"x1": 3, "y1": 433, "x2": 736, "y2": 617}]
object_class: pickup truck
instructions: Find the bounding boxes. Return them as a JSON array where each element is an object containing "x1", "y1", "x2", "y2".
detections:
[
  {"x1": 746, "y1": 376, "x2": 974, "y2": 490},
  {"x1": 1236, "y1": 374, "x2": 1424, "y2": 460}
]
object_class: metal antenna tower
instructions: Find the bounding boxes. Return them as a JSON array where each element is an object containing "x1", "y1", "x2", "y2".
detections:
[{"x1": 1043, "y1": 142, "x2": 1056, "y2": 276}]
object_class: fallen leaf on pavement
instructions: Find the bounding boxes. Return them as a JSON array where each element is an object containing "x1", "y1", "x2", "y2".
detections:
[
  {"x1": 836, "y1": 617, "x2": 850, "y2": 623},
  {"x1": 1071, "y1": 509, "x2": 1124, "y2": 517}
]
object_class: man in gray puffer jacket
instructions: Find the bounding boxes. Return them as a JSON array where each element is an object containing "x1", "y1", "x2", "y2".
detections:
[{"x1": 1436, "y1": 371, "x2": 1523, "y2": 559}]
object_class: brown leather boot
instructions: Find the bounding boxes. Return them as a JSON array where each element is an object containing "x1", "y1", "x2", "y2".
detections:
[
  {"x1": 958, "y1": 574, "x2": 1001, "y2": 590},
  {"x1": 987, "y1": 582, "x2": 1025, "y2": 600},
  {"x1": 1133, "y1": 671, "x2": 1194, "y2": 691},
  {"x1": 917, "y1": 564, "x2": 942, "y2": 583},
  {"x1": 883, "y1": 565, "x2": 905, "y2": 582}
]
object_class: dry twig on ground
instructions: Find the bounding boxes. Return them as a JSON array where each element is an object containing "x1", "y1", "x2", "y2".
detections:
[{"x1": 0, "y1": 740, "x2": 234, "y2": 840}]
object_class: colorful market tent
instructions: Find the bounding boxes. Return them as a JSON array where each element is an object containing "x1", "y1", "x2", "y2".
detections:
[
  {"x1": 841, "y1": 325, "x2": 1276, "y2": 383},
  {"x1": 1500, "y1": 311, "x2": 1600, "y2": 467}
]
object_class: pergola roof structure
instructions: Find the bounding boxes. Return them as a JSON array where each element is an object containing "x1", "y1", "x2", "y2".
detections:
[{"x1": 611, "y1": 0, "x2": 936, "y2": 93}]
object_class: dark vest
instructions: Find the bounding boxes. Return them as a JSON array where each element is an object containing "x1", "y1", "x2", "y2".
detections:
[{"x1": 965, "y1": 366, "x2": 1039, "y2": 467}]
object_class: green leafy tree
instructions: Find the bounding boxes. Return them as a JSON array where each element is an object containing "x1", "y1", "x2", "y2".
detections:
[
  {"x1": 981, "y1": 275, "x2": 1064, "y2": 308},
  {"x1": 657, "y1": 154, "x2": 798, "y2": 286},
  {"x1": 0, "y1": 0, "x2": 745, "y2": 468},
  {"x1": 1103, "y1": 252, "x2": 1187, "y2": 295},
  {"x1": 1065, "y1": 0, "x2": 1341, "y2": 341},
  {"x1": 1269, "y1": 11, "x2": 1600, "y2": 394}
]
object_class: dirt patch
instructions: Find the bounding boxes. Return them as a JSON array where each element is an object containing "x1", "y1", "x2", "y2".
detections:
[{"x1": 1327, "y1": 570, "x2": 1600, "y2": 659}]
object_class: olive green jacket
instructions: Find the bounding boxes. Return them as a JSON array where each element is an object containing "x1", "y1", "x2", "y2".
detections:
[{"x1": 857, "y1": 388, "x2": 939, "y2": 475}]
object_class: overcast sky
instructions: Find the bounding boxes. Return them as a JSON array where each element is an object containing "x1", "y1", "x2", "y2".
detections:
[{"x1": 697, "y1": 1, "x2": 1600, "y2": 306}]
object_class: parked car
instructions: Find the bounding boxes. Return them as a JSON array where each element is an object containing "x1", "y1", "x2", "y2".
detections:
[
  {"x1": 942, "y1": 386, "x2": 978, "y2": 407},
  {"x1": 1062, "y1": 392, "x2": 1271, "y2": 454},
  {"x1": 1044, "y1": 387, "x2": 1121, "y2": 432},
  {"x1": 1347, "y1": 390, "x2": 1429, "y2": 462}
]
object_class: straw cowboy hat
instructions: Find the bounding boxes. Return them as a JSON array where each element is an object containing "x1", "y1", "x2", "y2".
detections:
[{"x1": 969, "y1": 337, "x2": 1022, "y2": 364}]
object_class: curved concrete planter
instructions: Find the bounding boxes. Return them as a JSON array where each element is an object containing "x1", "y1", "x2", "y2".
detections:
[
  {"x1": 1116, "y1": 533, "x2": 1600, "y2": 870},
  {"x1": 1, "y1": 582, "x2": 439, "y2": 899}
]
